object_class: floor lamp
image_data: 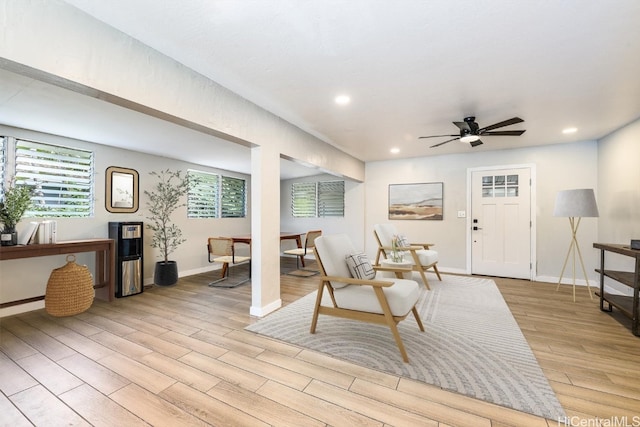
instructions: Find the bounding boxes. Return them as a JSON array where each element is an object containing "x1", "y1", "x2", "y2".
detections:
[{"x1": 553, "y1": 189, "x2": 599, "y2": 302}]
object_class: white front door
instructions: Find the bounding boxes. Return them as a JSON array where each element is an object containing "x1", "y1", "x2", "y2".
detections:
[{"x1": 471, "y1": 167, "x2": 532, "y2": 279}]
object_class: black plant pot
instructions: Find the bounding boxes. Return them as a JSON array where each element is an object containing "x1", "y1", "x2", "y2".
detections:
[
  {"x1": 0, "y1": 230, "x2": 17, "y2": 246},
  {"x1": 154, "y1": 261, "x2": 178, "y2": 286}
]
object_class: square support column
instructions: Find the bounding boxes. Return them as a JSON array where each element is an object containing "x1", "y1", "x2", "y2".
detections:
[{"x1": 250, "y1": 145, "x2": 282, "y2": 316}]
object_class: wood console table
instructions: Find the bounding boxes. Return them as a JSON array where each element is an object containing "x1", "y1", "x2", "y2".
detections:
[
  {"x1": 0, "y1": 239, "x2": 115, "y2": 309},
  {"x1": 593, "y1": 243, "x2": 640, "y2": 336}
]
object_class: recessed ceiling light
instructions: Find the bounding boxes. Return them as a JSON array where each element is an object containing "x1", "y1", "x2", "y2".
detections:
[
  {"x1": 390, "y1": 147, "x2": 400, "y2": 154},
  {"x1": 562, "y1": 127, "x2": 578, "y2": 134},
  {"x1": 334, "y1": 95, "x2": 351, "y2": 105}
]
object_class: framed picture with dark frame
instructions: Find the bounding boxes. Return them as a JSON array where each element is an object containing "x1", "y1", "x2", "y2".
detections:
[{"x1": 388, "y1": 182, "x2": 443, "y2": 220}]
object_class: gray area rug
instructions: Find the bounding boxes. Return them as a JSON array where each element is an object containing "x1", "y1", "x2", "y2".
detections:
[{"x1": 246, "y1": 273, "x2": 566, "y2": 420}]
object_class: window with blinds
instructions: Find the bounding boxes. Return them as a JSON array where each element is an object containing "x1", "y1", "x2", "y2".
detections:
[
  {"x1": 291, "y1": 181, "x2": 317, "y2": 217},
  {"x1": 221, "y1": 176, "x2": 246, "y2": 218},
  {"x1": 187, "y1": 170, "x2": 219, "y2": 218},
  {"x1": 318, "y1": 180, "x2": 345, "y2": 217},
  {"x1": 187, "y1": 170, "x2": 246, "y2": 218},
  {"x1": 291, "y1": 180, "x2": 344, "y2": 218},
  {"x1": 15, "y1": 139, "x2": 94, "y2": 217}
]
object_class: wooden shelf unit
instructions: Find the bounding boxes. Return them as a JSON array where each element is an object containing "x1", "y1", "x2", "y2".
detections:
[{"x1": 593, "y1": 243, "x2": 640, "y2": 336}]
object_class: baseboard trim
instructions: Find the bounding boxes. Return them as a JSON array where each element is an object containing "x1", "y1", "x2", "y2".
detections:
[{"x1": 250, "y1": 299, "x2": 282, "y2": 317}]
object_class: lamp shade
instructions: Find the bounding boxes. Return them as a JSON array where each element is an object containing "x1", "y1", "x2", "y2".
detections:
[{"x1": 553, "y1": 189, "x2": 599, "y2": 217}]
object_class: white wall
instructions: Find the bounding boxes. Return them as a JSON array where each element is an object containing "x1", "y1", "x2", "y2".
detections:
[
  {"x1": 0, "y1": 125, "x2": 251, "y2": 316},
  {"x1": 597, "y1": 117, "x2": 640, "y2": 295},
  {"x1": 364, "y1": 140, "x2": 600, "y2": 283},
  {"x1": 280, "y1": 174, "x2": 365, "y2": 252}
]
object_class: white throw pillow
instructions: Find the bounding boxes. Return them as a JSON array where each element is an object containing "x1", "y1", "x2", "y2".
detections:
[
  {"x1": 345, "y1": 252, "x2": 376, "y2": 280},
  {"x1": 396, "y1": 234, "x2": 410, "y2": 248}
]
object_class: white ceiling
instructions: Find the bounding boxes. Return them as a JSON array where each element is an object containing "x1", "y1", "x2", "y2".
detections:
[{"x1": 2, "y1": 0, "x2": 640, "y2": 178}]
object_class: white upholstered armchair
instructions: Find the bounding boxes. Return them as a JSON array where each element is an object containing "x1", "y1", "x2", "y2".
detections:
[
  {"x1": 312, "y1": 234, "x2": 424, "y2": 362},
  {"x1": 373, "y1": 223, "x2": 442, "y2": 289}
]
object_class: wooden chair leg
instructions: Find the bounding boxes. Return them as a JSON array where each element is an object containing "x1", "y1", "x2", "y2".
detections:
[
  {"x1": 412, "y1": 306, "x2": 425, "y2": 332},
  {"x1": 416, "y1": 267, "x2": 430, "y2": 290},
  {"x1": 208, "y1": 262, "x2": 230, "y2": 286},
  {"x1": 432, "y1": 264, "x2": 442, "y2": 281},
  {"x1": 389, "y1": 320, "x2": 409, "y2": 363},
  {"x1": 374, "y1": 287, "x2": 410, "y2": 363},
  {"x1": 409, "y1": 250, "x2": 431, "y2": 290},
  {"x1": 310, "y1": 283, "x2": 325, "y2": 334},
  {"x1": 221, "y1": 262, "x2": 228, "y2": 279}
]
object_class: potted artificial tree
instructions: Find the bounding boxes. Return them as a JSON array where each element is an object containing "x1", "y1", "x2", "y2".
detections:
[
  {"x1": 144, "y1": 169, "x2": 190, "y2": 286},
  {"x1": 0, "y1": 180, "x2": 33, "y2": 246}
]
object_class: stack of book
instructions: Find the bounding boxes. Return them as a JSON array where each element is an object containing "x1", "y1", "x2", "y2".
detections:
[{"x1": 18, "y1": 220, "x2": 57, "y2": 245}]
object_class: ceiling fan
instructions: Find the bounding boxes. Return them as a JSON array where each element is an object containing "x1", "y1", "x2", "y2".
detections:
[{"x1": 419, "y1": 116, "x2": 526, "y2": 148}]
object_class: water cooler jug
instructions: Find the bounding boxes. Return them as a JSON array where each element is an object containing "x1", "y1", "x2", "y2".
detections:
[{"x1": 109, "y1": 222, "x2": 143, "y2": 298}]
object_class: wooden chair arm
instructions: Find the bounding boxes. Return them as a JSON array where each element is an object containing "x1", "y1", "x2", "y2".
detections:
[
  {"x1": 380, "y1": 245, "x2": 423, "y2": 251},
  {"x1": 373, "y1": 265, "x2": 412, "y2": 273},
  {"x1": 409, "y1": 242, "x2": 435, "y2": 249},
  {"x1": 320, "y1": 275, "x2": 394, "y2": 287}
]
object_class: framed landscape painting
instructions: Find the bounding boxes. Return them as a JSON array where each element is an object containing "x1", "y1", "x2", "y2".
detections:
[{"x1": 388, "y1": 182, "x2": 443, "y2": 220}]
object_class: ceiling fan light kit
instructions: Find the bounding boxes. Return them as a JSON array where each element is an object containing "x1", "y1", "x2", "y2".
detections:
[
  {"x1": 459, "y1": 132, "x2": 480, "y2": 144},
  {"x1": 419, "y1": 116, "x2": 526, "y2": 148}
]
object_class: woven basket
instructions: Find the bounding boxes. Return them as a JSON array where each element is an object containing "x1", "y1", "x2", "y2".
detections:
[{"x1": 45, "y1": 255, "x2": 95, "y2": 317}]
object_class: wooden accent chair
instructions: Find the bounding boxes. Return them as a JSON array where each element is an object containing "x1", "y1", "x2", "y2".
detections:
[
  {"x1": 207, "y1": 237, "x2": 251, "y2": 287},
  {"x1": 283, "y1": 229, "x2": 322, "y2": 275},
  {"x1": 312, "y1": 234, "x2": 424, "y2": 362},
  {"x1": 373, "y1": 223, "x2": 442, "y2": 290}
]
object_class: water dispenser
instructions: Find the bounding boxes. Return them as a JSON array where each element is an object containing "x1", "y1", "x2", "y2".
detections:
[{"x1": 109, "y1": 222, "x2": 144, "y2": 297}]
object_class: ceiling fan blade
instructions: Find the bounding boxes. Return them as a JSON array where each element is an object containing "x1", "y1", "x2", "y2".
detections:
[
  {"x1": 470, "y1": 139, "x2": 483, "y2": 147},
  {"x1": 429, "y1": 137, "x2": 459, "y2": 148},
  {"x1": 453, "y1": 121, "x2": 471, "y2": 132},
  {"x1": 482, "y1": 130, "x2": 526, "y2": 136},
  {"x1": 479, "y1": 117, "x2": 524, "y2": 133},
  {"x1": 418, "y1": 134, "x2": 458, "y2": 139}
]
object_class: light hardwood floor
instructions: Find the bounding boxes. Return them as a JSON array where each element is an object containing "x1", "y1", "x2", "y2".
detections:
[{"x1": 1, "y1": 259, "x2": 639, "y2": 427}]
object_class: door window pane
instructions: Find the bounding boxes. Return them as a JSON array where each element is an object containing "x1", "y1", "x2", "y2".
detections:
[{"x1": 482, "y1": 173, "x2": 519, "y2": 198}]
